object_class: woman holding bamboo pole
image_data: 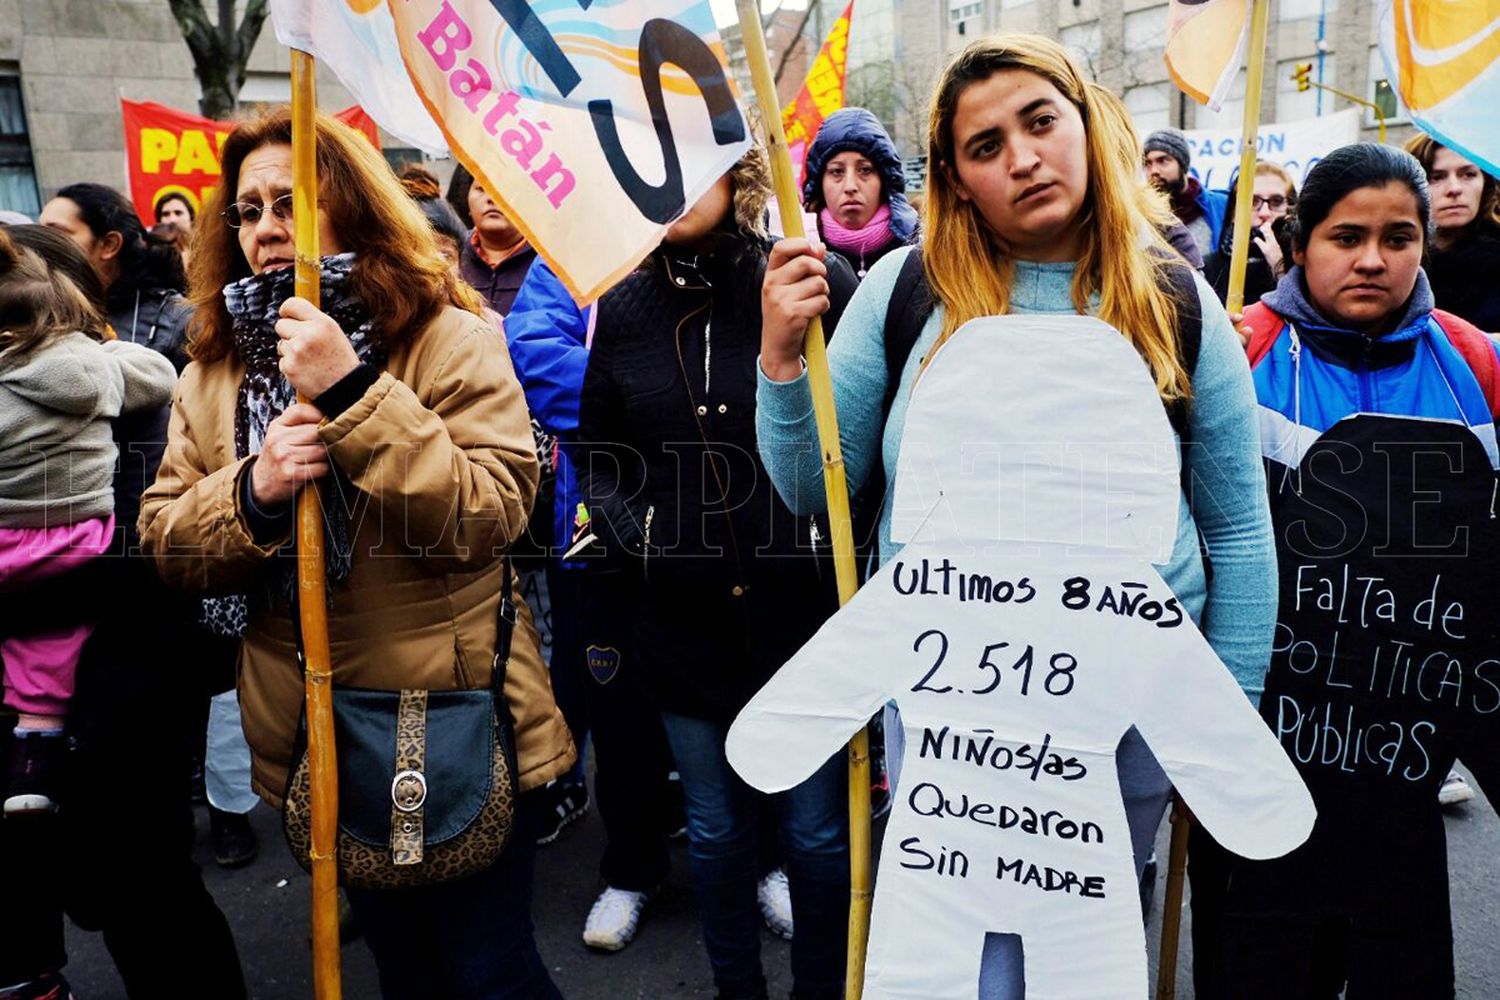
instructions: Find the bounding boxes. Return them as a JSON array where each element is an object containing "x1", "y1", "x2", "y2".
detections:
[
  {"x1": 138, "y1": 109, "x2": 574, "y2": 998},
  {"x1": 757, "y1": 34, "x2": 1276, "y2": 996}
]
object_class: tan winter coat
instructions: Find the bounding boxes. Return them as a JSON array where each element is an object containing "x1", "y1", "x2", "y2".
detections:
[{"x1": 139, "y1": 305, "x2": 575, "y2": 807}]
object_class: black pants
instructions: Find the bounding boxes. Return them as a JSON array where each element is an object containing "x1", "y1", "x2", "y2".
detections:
[
  {"x1": 564, "y1": 566, "x2": 676, "y2": 892},
  {"x1": 0, "y1": 600, "x2": 245, "y2": 996},
  {"x1": 345, "y1": 793, "x2": 561, "y2": 1000}
]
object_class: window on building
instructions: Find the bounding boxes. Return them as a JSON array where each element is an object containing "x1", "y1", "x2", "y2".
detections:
[
  {"x1": 1276, "y1": 55, "x2": 1337, "y2": 121},
  {"x1": 1125, "y1": 84, "x2": 1173, "y2": 133},
  {"x1": 1124, "y1": 7, "x2": 1169, "y2": 56},
  {"x1": 1367, "y1": 45, "x2": 1409, "y2": 127},
  {"x1": 1192, "y1": 69, "x2": 1247, "y2": 130},
  {"x1": 0, "y1": 74, "x2": 40, "y2": 217},
  {"x1": 1280, "y1": 0, "x2": 1337, "y2": 21},
  {"x1": 1059, "y1": 22, "x2": 1102, "y2": 79},
  {"x1": 948, "y1": 1, "x2": 982, "y2": 24}
]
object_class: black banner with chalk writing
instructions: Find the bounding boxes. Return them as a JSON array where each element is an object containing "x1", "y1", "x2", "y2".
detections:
[{"x1": 1219, "y1": 414, "x2": 1500, "y2": 993}]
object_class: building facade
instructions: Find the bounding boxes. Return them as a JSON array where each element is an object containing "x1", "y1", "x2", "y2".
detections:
[
  {"x1": 891, "y1": 0, "x2": 1412, "y2": 180},
  {"x1": 0, "y1": 0, "x2": 428, "y2": 218},
  {"x1": 0, "y1": 0, "x2": 1421, "y2": 217}
]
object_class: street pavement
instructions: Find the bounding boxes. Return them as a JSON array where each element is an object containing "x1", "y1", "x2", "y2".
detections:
[{"x1": 65, "y1": 765, "x2": 1497, "y2": 998}]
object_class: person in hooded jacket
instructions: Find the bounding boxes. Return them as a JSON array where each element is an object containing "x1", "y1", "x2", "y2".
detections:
[
  {"x1": 1217, "y1": 141, "x2": 1500, "y2": 999},
  {"x1": 802, "y1": 107, "x2": 919, "y2": 280},
  {"x1": 1405, "y1": 132, "x2": 1500, "y2": 333},
  {"x1": 40, "y1": 183, "x2": 192, "y2": 372},
  {"x1": 0, "y1": 223, "x2": 246, "y2": 1000},
  {"x1": 576, "y1": 145, "x2": 857, "y2": 999}
]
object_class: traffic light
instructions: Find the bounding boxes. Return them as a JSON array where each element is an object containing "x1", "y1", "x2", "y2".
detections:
[{"x1": 1293, "y1": 62, "x2": 1313, "y2": 93}]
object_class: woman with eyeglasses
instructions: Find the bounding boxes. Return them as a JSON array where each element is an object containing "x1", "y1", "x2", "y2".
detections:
[
  {"x1": 1204, "y1": 160, "x2": 1298, "y2": 310},
  {"x1": 138, "y1": 109, "x2": 575, "y2": 997}
]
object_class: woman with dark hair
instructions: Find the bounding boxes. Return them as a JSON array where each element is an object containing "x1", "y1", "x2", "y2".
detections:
[
  {"x1": 0, "y1": 224, "x2": 246, "y2": 1000},
  {"x1": 153, "y1": 191, "x2": 195, "y2": 236},
  {"x1": 1405, "y1": 133, "x2": 1500, "y2": 332},
  {"x1": 138, "y1": 109, "x2": 574, "y2": 996},
  {"x1": 446, "y1": 164, "x2": 537, "y2": 316},
  {"x1": 398, "y1": 164, "x2": 466, "y2": 265},
  {"x1": 40, "y1": 183, "x2": 192, "y2": 371},
  {"x1": 802, "y1": 107, "x2": 919, "y2": 279},
  {"x1": 1219, "y1": 142, "x2": 1500, "y2": 996},
  {"x1": 575, "y1": 144, "x2": 857, "y2": 998}
]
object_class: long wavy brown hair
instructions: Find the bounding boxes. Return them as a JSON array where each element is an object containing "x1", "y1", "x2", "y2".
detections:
[
  {"x1": 187, "y1": 109, "x2": 481, "y2": 364},
  {"x1": 1404, "y1": 132, "x2": 1500, "y2": 230},
  {"x1": 921, "y1": 34, "x2": 1192, "y2": 408}
]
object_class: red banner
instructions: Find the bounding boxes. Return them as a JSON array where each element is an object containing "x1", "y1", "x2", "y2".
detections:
[
  {"x1": 782, "y1": 1, "x2": 854, "y2": 188},
  {"x1": 120, "y1": 100, "x2": 380, "y2": 226}
]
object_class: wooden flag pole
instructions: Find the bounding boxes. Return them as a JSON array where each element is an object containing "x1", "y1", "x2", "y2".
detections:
[
  {"x1": 1154, "y1": 816, "x2": 1192, "y2": 999},
  {"x1": 732, "y1": 3, "x2": 871, "y2": 997},
  {"x1": 1224, "y1": 0, "x2": 1273, "y2": 320},
  {"x1": 291, "y1": 48, "x2": 343, "y2": 1000}
]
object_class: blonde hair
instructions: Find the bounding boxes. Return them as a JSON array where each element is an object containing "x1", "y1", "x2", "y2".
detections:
[
  {"x1": 0, "y1": 227, "x2": 100, "y2": 363},
  {"x1": 921, "y1": 33, "x2": 1192, "y2": 407}
]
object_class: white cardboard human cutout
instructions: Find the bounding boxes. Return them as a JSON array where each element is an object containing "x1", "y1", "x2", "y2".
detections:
[{"x1": 729, "y1": 317, "x2": 1316, "y2": 999}]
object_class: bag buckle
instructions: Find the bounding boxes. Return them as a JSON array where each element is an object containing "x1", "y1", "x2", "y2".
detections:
[{"x1": 391, "y1": 769, "x2": 428, "y2": 813}]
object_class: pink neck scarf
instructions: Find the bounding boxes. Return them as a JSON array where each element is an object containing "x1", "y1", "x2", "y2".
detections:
[{"x1": 820, "y1": 202, "x2": 894, "y2": 259}]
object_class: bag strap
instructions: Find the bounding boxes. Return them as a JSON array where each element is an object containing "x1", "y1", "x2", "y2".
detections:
[
  {"x1": 491, "y1": 557, "x2": 517, "y2": 696},
  {"x1": 1241, "y1": 302, "x2": 1286, "y2": 369},
  {"x1": 1432, "y1": 309, "x2": 1500, "y2": 419},
  {"x1": 880, "y1": 248, "x2": 934, "y2": 424}
]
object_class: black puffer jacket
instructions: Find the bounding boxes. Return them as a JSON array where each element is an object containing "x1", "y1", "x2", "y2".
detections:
[
  {"x1": 576, "y1": 232, "x2": 856, "y2": 720},
  {"x1": 107, "y1": 287, "x2": 192, "y2": 372},
  {"x1": 1426, "y1": 224, "x2": 1500, "y2": 333}
]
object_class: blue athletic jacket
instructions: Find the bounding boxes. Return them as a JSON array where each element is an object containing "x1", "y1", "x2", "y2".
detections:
[
  {"x1": 503, "y1": 257, "x2": 592, "y2": 561},
  {"x1": 1245, "y1": 267, "x2": 1500, "y2": 474}
]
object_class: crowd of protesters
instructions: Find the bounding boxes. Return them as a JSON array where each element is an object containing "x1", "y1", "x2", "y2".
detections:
[{"x1": 1, "y1": 26, "x2": 1498, "y2": 1000}]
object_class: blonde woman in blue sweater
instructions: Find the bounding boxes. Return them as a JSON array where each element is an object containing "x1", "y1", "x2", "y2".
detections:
[{"x1": 757, "y1": 34, "x2": 1275, "y2": 997}]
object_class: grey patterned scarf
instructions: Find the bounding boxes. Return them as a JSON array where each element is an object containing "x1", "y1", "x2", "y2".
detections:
[{"x1": 200, "y1": 254, "x2": 384, "y2": 638}]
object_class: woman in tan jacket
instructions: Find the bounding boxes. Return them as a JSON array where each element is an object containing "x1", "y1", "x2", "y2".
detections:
[{"x1": 138, "y1": 109, "x2": 574, "y2": 998}]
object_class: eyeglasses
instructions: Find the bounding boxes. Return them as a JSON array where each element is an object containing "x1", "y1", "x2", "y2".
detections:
[
  {"x1": 222, "y1": 193, "x2": 294, "y2": 229},
  {"x1": 1251, "y1": 194, "x2": 1289, "y2": 211}
]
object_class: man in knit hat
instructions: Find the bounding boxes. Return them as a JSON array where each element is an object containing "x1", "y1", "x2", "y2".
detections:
[{"x1": 1143, "y1": 128, "x2": 1229, "y2": 261}]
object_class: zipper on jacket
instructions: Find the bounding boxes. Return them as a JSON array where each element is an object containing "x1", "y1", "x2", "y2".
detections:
[
  {"x1": 642, "y1": 504, "x2": 655, "y2": 581},
  {"x1": 809, "y1": 517, "x2": 824, "y2": 580},
  {"x1": 703, "y1": 318, "x2": 712, "y2": 394}
]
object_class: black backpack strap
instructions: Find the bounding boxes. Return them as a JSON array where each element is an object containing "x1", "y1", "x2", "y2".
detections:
[
  {"x1": 880, "y1": 248, "x2": 934, "y2": 423},
  {"x1": 1154, "y1": 258, "x2": 1203, "y2": 439}
]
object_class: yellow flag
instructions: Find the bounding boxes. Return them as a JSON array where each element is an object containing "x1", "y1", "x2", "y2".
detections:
[{"x1": 1165, "y1": 0, "x2": 1251, "y2": 109}]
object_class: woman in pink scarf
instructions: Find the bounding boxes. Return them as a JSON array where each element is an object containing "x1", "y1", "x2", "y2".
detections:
[{"x1": 802, "y1": 107, "x2": 920, "y2": 280}]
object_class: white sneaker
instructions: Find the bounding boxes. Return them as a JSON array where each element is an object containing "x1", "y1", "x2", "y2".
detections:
[
  {"x1": 1439, "y1": 770, "x2": 1476, "y2": 807},
  {"x1": 582, "y1": 887, "x2": 649, "y2": 952},
  {"x1": 758, "y1": 867, "x2": 794, "y2": 940}
]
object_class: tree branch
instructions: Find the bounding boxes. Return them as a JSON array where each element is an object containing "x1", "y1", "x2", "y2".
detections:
[
  {"x1": 167, "y1": 0, "x2": 216, "y2": 61},
  {"x1": 236, "y1": 0, "x2": 270, "y2": 64}
]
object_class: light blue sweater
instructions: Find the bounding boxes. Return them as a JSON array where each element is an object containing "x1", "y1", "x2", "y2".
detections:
[{"x1": 756, "y1": 246, "x2": 1277, "y2": 700}]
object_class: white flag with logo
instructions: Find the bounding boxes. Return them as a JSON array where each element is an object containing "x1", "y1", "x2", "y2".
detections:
[
  {"x1": 268, "y1": 0, "x2": 446, "y2": 154},
  {"x1": 384, "y1": 0, "x2": 751, "y2": 303}
]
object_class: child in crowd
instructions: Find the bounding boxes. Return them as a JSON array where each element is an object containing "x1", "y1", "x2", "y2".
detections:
[{"x1": 0, "y1": 227, "x2": 176, "y2": 814}]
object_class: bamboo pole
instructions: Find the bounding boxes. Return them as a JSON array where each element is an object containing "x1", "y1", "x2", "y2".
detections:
[
  {"x1": 731, "y1": 3, "x2": 871, "y2": 996},
  {"x1": 1224, "y1": 0, "x2": 1273, "y2": 320},
  {"x1": 291, "y1": 48, "x2": 343, "y2": 1000},
  {"x1": 1154, "y1": 816, "x2": 1192, "y2": 1000}
]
